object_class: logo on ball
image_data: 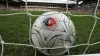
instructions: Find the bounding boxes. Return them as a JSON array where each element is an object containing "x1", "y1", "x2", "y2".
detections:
[{"x1": 43, "y1": 17, "x2": 56, "y2": 27}]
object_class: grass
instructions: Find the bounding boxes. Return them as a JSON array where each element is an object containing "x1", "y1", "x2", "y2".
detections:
[{"x1": 0, "y1": 10, "x2": 100, "y2": 56}]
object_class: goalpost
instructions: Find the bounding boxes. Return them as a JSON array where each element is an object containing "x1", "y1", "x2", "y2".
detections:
[{"x1": 0, "y1": 0, "x2": 100, "y2": 56}]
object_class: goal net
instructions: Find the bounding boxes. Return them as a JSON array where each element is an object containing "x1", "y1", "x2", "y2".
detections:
[{"x1": 0, "y1": 0, "x2": 100, "y2": 56}]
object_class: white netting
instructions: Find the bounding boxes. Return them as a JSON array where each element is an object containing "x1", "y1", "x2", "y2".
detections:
[{"x1": 0, "y1": 0, "x2": 100, "y2": 56}]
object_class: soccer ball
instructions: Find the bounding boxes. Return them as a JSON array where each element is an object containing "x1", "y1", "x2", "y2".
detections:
[{"x1": 32, "y1": 12, "x2": 76, "y2": 55}]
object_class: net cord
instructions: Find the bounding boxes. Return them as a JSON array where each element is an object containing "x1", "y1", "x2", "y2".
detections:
[
  {"x1": 0, "y1": 0, "x2": 100, "y2": 56},
  {"x1": 0, "y1": 35, "x2": 4, "y2": 56},
  {"x1": 83, "y1": 0, "x2": 100, "y2": 54},
  {"x1": 25, "y1": 0, "x2": 36, "y2": 55}
]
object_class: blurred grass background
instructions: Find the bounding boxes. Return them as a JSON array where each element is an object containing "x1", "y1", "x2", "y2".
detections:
[{"x1": 0, "y1": 10, "x2": 100, "y2": 56}]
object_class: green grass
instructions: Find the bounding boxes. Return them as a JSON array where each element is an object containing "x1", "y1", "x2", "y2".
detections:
[{"x1": 0, "y1": 10, "x2": 100, "y2": 56}]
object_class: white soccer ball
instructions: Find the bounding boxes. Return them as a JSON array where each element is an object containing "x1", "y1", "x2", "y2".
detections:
[{"x1": 32, "y1": 12, "x2": 76, "y2": 55}]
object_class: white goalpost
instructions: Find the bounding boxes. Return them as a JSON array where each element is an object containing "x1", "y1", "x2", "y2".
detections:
[{"x1": 0, "y1": 0, "x2": 100, "y2": 56}]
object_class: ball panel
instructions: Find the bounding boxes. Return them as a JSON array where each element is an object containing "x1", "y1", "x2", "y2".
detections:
[
  {"x1": 32, "y1": 33, "x2": 41, "y2": 48},
  {"x1": 42, "y1": 29, "x2": 53, "y2": 42}
]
